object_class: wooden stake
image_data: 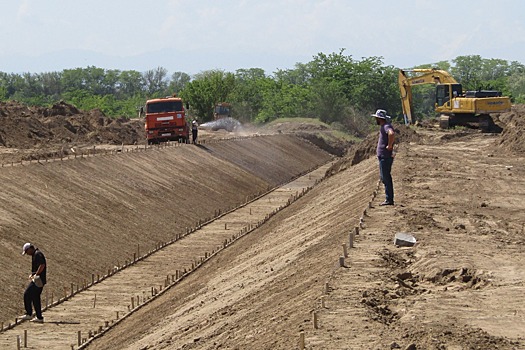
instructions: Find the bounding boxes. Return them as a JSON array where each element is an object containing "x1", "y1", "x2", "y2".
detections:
[
  {"x1": 17, "y1": 335, "x2": 21, "y2": 350},
  {"x1": 24, "y1": 329, "x2": 27, "y2": 348},
  {"x1": 78, "y1": 330, "x2": 81, "y2": 346},
  {"x1": 339, "y1": 256, "x2": 345, "y2": 267},
  {"x1": 342, "y1": 243, "x2": 348, "y2": 258},
  {"x1": 349, "y1": 231, "x2": 355, "y2": 248},
  {"x1": 312, "y1": 311, "x2": 319, "y2": 329},
  {"x1": 325, "y1": 282, "x2": 330, "y2": 294},
  {"x1": 93, "y1": 294, "x2": 97, "y2": 308},
  {"x1": 321, "y1": 296, "x2": 326, "y2": 308},
  {"x1": 299, "y1": 331, "x2": 305, "y2": 350}
]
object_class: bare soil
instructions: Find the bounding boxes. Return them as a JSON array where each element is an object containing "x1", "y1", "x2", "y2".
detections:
[
  {"x1": 85, "y1": 109, "x2": 525, "y2": 350},
  {"x1": 0, "y1": 133, "x2": 333, "y2": 329},
  {"x1": 0, "y1": 101, "x2": 524, "y2": 349}
]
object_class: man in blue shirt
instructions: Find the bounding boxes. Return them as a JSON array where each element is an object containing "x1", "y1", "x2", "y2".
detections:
[
  {"x1": 372, "y1": 109, "x2": 395, "y2": 206},
  {"x1": 20, "y1": 242, "x2": 47, "y2": 323}
]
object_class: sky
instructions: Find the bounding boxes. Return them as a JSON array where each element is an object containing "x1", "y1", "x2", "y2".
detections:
[{"x1": 1, "y1": 0, "x2": 525, "y2": 75}]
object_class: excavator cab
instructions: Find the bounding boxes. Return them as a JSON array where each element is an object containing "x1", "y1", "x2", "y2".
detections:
[{"x1": 436, "y1": 83, "x2": 463, "y2": 107}]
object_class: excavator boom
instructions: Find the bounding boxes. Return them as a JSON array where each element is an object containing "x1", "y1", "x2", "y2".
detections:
[{"x1": 399, "y1": 69, "x2": 458, "y2": 124}]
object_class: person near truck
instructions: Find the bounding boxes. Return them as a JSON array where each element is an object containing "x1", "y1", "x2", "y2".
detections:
[
  {"x1": 373, "y1": 109, "x2": 395, "y2": 206},
  {"x1": 20, "y1": 242, "x2": 47, "y2": 323},
  {"x1": 191, "y1": 119, "x2": 199, "y2": 144}
]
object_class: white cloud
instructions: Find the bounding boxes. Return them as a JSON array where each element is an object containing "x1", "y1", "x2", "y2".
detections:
[{"x1": 16, "y1": 0, "x2": 31, "y2": 21}]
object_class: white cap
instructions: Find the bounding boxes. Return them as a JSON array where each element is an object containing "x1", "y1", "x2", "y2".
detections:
[{"x1": 22, "y1": 242, "x2": 32, "y2": 255}]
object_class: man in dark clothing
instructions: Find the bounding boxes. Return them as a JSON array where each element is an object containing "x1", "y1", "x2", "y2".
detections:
[
  {"x1": 372, "y1": 109, "x2": 395, "y2": 206},
  {"x1": 20, "y1": 242, "x2": 47, "y2": 323},
  {"x1": 191, "y1": 119, "x2": 199, "y2": 144}
]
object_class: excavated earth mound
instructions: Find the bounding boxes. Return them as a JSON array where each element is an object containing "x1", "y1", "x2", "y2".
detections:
[
  {"x1": 0, "y1": 101, "x2": 144, "y2": 150},
  {"x1": 497, "y1": 104, "x2": 525, "y2": 154}
]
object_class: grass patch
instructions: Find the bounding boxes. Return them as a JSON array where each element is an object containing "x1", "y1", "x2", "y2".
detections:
[
  {"x1": 266, "y1": 117, "x2": 360, "y2": 143},
  {"x1": 266, "y1": 117, "x2": 330, "y2": 127}
]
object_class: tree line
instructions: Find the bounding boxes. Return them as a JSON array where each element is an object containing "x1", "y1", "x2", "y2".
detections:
[{"x1": 1, "y1": 51, "x2": 524, "y2": 135}]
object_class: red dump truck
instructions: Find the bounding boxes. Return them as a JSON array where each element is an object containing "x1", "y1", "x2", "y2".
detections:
[{"x1": 144, "y1": 96, "x2": 189, "y2": 144}]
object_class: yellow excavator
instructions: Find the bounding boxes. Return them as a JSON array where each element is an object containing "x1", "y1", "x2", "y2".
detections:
[{"x1": 399, "y1": 69, "x2": 511, "y2": 131}]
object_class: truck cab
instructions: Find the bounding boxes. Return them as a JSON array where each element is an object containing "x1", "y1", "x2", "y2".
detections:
[
  {"x1": 144, "y1": 96, "x2": 189, "y2": 144},
  {"x1": 214, "y1": 102, "x2": 231, "y2": 120}
]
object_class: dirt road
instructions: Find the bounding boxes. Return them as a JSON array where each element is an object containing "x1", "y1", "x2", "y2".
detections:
[{"x1": 87, "y1": 131, "x2": 525, "y2": 350}]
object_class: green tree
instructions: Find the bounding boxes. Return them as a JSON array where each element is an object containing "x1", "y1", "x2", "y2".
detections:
[
  {"x1": 143, "y1": 67, "x2": 169, "y2": 96},
  {"x1": 508, "y1": 71, "x2": 525, "y2": 103},
  {"x1": 39, "y1": 71, "x2": 63, "y2": 100},
  {"x1": 180, "y1": 70, "x2": 235, "y2": 121},
  {"x1": 256, "y1": 79, "x2": 311, "y2": 123},
  {"x1": 168, "y1": 72, "x2": 191, "y2": 94},
  {"x1": 310, "y1": 78, "x2": 347, "y2": 123},
  {"x1": 231, "y1": 68, "x2": 268, "y2": 121},
  {"x1": 451, "y1": 55, "x2": 482, "y2": 89},
  {"x1": 118, "y1": 70, "x2": 145, "y2": 97},
  {"x1": 306, "y1": 50, "x2": 399, "y2": 119}
]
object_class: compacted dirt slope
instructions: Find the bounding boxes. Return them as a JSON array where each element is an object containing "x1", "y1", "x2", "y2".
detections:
[
  {"x1": 2, "y1": 101, "x2": 525, "y2": 349},
  {"x1": 0, "y1": 135, "x2": 332, "y2": 325},
  {"x1": 88, "y1": 123, "x2": 525, "y2": 349}
]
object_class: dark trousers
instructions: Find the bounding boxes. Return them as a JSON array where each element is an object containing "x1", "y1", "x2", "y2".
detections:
[
  {"x1": 379, "y1": 157, "x2": 394, "y2": 203},
  {"x1": 24, "y1": 282, "x2": 43, "y2": 319},
  {"x1": 192, "y1": 130, "x2": 198, "y2": 144}
]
